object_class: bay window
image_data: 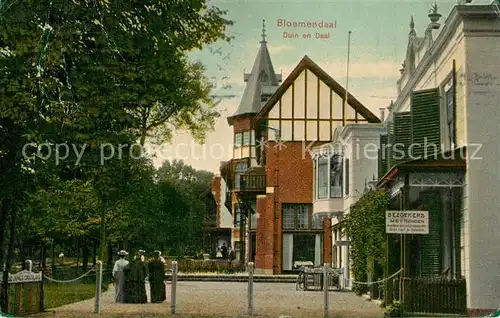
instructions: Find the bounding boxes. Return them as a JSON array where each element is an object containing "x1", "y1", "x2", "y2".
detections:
[{"x1": 313, "y1": 153, "x2": 348, "y2": 200}]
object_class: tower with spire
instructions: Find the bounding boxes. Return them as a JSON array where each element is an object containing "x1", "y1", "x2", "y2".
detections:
[{"x1": 227, "y1": 19, "x2": 282, "y2": 167}]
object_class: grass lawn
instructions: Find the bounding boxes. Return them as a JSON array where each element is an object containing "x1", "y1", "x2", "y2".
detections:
[{"x1": 44, "y1": 283, "x2": 98, "y2": 309}]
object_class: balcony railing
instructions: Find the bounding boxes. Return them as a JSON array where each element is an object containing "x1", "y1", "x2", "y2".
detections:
[{"x1": 239, "y1": 174, "x2": 266, "y2": 192}]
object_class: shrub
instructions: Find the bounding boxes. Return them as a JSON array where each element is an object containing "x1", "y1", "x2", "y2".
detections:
[{"x1": 383, "y1": 302, "x2": 406, "y2": 317}]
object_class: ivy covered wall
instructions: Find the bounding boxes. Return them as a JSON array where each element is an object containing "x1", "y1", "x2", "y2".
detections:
[{"x1": 344, "y1": 189, "x2": 389, "y2": 294}]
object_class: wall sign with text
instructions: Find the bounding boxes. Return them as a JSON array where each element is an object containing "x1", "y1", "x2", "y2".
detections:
[{"x1": 386, "y1": 210, "x2": 429, "y2": 234}]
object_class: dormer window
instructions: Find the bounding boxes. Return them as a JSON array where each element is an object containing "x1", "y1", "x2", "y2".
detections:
[
  {"x1": 259, "y1": 71, "x2": 268, "y2": 82},
  {"x1": 313, "y1": 153, "x2": 349, "y2": 200}
]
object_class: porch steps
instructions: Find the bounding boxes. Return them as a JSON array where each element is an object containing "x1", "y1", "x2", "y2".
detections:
[{"x1": 164, "y1": 274, "x2": 297, "y2": 283}]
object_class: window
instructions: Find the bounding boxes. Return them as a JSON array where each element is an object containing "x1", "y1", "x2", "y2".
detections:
[
  {"x1": 317, "y1": 156, "x2": 328, "y2": 199},
  {"x1": 330, "y1": 155, "x2": 343, "y2": 198},
  {"x1": 234, "y1": 205, "x2": 241, "y2": 227},
  {"x1": 283, "y1": 206, "x2": 296, "y2": 229},
  {"x1": 282, "y1": 204, "x2": 324, "y2": 270},
  {"x1": 445, "y1": 83, "x2": 455, "y2": 148},
  {"x1": 234, "y1": 162, "x2": 248, "y2": 189},
  {"x1": 235, "y1": 133, "x2": 242, "y2": 147},
  {"x1": 259, "y1": 71, "x2": 268, "y2": 82},
  {"x1": 282, "y1": 204, "x2": 319, "y2": 230},
  {"x1": 313, "y1": 153, "x2": 347, "y2": 200},
  {"x1": 312, "y1": 215, "x2": 323, "y2": 229},
  {"x1": 243, "y1": 131, "x2": 250, "y2": 146},
  {"x1": 282, "y1": 233, "x2": 323, "y2": 270},
  {"x1": 297, "y1": 205, "x2": 309, "y2": 229}
]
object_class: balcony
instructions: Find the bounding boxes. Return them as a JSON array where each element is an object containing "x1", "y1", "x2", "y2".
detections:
[{"x1": 239, "y1": 174, "x2": 266, "y2": 193}]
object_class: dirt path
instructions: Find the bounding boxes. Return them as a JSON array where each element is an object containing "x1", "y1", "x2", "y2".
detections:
[{"x1": 39, "y1": 281, "x2": 383, "y2": 317}]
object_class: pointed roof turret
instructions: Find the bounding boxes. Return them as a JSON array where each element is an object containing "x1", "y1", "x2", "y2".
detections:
[
  {"x1": 409, "y1": 15, "x2": 416, "y2": 36},
  {"x1": 227, "y1": 19, "x2": 281, "y2": 125},
  {"x1": 261, "y1": 19, "x2": 267, "y2": 43}
]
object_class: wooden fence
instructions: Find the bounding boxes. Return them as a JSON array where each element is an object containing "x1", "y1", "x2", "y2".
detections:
[
  {"x1": 6, "y1": 267, "x2": 43, "y2": 316},
  {"x1": 404, "y1": 277, "x2": 467, "y2": 315}
]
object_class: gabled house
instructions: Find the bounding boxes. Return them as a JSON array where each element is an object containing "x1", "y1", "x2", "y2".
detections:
[
  {"x1": 207, "y1": 17, "x2": 383, "y2": 273},
  {"x1": 251, "y1": 55, "x2": 381, "y2": 274}
]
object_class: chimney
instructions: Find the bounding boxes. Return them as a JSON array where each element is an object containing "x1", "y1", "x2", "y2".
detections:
[{"x1": 379, "y1": 108, "x2": 386, "y2": 121}]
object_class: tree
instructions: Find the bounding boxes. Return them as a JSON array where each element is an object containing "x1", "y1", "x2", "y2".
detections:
[
  {"x1": 156, "y1": 160, "x2": 213, "y2": 256},
  {"x1": 116, "y1": 1, "x2": 233, "y2": 146}
]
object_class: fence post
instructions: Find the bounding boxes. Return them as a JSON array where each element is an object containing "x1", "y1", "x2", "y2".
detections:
[
  {"x1": 25, "y1": 260, "x2": 33, "y2": 272},
  {"x1": 94, "y1": 260, "x2": 102, "y2": 314},
  {"x1": 171, "y1": 261, "x2": 178, "y2": 315},
  {"x1": 248, "y1": 262, "x2": 254, "y2": 317},
  {"x1": 323, "y1": 263, "x2": 329, "y2": 318}
]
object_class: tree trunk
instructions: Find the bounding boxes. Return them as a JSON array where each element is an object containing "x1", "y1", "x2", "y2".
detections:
[
  {"x1": 82, "y1": 240, "x2": 89, "y2": 270},
  {"x1": 1, "y1": 208, "x2": 18, "y2": 312},
  {"x1": 75, "y1": 237, "x2": 80, "y2": 270},
  {"x1": 51, "y1": 243, "x2": 55, "y2": 268},
  {"x1": 107, "y1": 242, "x2": 113, "y2": 270},
  {"x1": 92, "y1": 242, "x2": 97, "y2": 266},
  {"x1": 0, "y1": 199, "x2": 11, "y2": 275}
]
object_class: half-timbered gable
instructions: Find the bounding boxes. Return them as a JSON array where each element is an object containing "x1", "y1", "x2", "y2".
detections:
[{"x1": 253, "y1": 55, "x2": 380, "y2": 142}]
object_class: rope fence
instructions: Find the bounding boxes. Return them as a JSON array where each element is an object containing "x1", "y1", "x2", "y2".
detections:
[
  {"x1": 43, "y1": 267, "x2": 96, "y2": 283},
  {"x1": 42, "y1": 261, "x2": 105, "y2": 312},
  {"x1": 349, "y1": 268, "x2": 403, "y2": 285}
]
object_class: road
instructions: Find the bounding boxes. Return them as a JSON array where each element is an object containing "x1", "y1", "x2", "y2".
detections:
[{"x1": 40, "y1": 281, "x2": 383, "y2": 317}]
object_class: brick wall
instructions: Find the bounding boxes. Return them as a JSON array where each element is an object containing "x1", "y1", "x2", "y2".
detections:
[
  {"x1": 256, "y1": 141, "x2": 332, "y2": 273},
  {"x1": 255, "y1": 195, "x2": 273, "y2": 273},
  {"x1": 233, "y1": 117, "x2": 253, "y2": 133}
]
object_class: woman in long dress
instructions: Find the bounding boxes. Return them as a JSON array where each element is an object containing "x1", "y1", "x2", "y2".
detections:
[
  {"x1": 123, "y1": 251, "x2": 148, "y2": 303},
  {"x1": 112, "y1": 250, "x2": 129, "y2": 303},
  {"x1": 148, "y1": 250, "x2": 166, "y2": 303}
]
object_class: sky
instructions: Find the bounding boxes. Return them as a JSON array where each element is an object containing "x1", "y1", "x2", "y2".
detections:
[{"x1": 150, "y1": 0, "x2": 493, "y2": 173}]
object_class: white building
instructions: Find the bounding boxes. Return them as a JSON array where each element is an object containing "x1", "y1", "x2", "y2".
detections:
[
  {"x1": 381, "y1": 2, "x2": 500, "y2": 315},
  {"x1": 311, "y1": 124, "x2": 385, "y2": 289},
  {"x1": 313, "y1": 2, "x2": 500, "y2": 314}
]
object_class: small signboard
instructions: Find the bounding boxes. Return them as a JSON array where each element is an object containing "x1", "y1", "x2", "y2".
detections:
[
  {"x1": 8, "y1": 270, "x2": 42, "y2": 284},
  {"x1": 335, "y1": 240, "x2": 350, "y2": 246},
  {"x1": 386, "y1": 210, "x2": 429, "y2": 234}
]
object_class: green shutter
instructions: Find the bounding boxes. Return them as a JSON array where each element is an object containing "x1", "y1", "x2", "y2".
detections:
[
  {"x1": 419, "y1": 191, "x2": 442, "y2": 277},
  {"x1": 453, "y1": 190, "x2": 462, "y2": 278},
  {"x1": 378, "y1": 134, "x2": 388, "y2": 178},
  {"x1": 411, "y1": 88, "x2": 441, "y2": 158},
  {"x1": 393, "y1": 112, "x2": 411, "y2": 164},
  {"x1": 387, "y1": 121, "x2": 395, "y2": 169},
  {"x1": 345, "y1": 158, "x2": 349, "y2": 195}
]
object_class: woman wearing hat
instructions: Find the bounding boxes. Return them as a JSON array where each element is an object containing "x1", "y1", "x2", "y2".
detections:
[
  {"x1": 148, "y1": 250, "x2": 166, "y2": 303},
  {"x1": 123, "y1": 250, "x2": 148, "y2": 303},
  {"x1": 112, "y1": 250, "x2": 129, "y2": 303}
]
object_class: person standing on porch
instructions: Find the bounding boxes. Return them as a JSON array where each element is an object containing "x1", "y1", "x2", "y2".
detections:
[{"x1": 112, "y1": 250, "x2": 129, "y2": 303}]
